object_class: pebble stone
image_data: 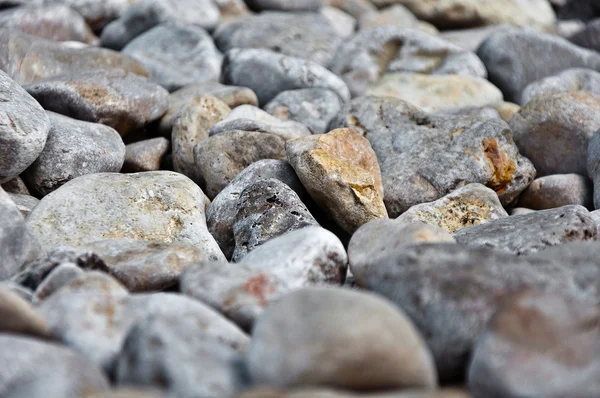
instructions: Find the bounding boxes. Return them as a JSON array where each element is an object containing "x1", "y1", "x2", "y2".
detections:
[
  {"x1": 123, "y1": 137, "x2": 170, "y2": 173},
  {"x1": 518, "y1": 174, "x2": 594, "y2": 210},
  {"x1": 7, "y1": 193, "x2": 39, "y2": 217}
]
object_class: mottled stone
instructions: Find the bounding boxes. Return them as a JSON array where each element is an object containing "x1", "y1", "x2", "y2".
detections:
[
  {"x1": 454, "y1": 205, "x2": 596, "y2": 255},
  {"x1": 521, "y1": 68, "x2": 600, "y2": 104},
  {"x1": 123, "y1": 137, "x2": 169, "y2": 173},
  {"x1": 518, "y1": 174, "x2": 593, "y2": 210},
  {"x1": 193, "y1": 130, "x2": 287, "y2": 199},
  {"x1": 25, "y1": 68, "x2": 169, "y2": 136},
  {"x1": 221, "y1": 48, "x2": 350, "y2": 106},
  {"x1": 358, "y1": 5, "x2": 438, "y2": 34},
  {"x1": 33, "y1": 262, "x2": 84, "y2": 302},
  {"x1": 0, "y1": 286, "x2": 49, "y2": 337},
  {"x1": 7, "y1": 193, "x2": 39, "y2": 217},
  {"x1": 42, "y1": 0, "x2": 131, "y2": 31}
]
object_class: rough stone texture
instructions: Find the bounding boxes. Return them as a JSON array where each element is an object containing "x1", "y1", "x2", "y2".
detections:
[
  {"x1": 287, "y1": 128, "x2": 387, "y2": 233},
  {"x1": 210, "y1": 105, "x2": 311, "y2": 140},
  {"x1": 26, "y1": 171, "x2": 225, "y2": 259},
  {"x1": 22, "y1": 112, "x2": 125, "y2": 196},
  {"x1": 115, "y1": 312, "x2": 248, "y2": 398},
  {"x1": 570, "y1": 18, "x2": 600, "y2": 53},
  {"x1": 468, "y1": 291, "x2": 600, "y2": 398},
  {"x1": 214, "y1": 12, "x2": 341, "y2": 67},
  {"x1": 100, "y1": 0, "x2": 220, "y2": 50},
  {"x1": 397, "y1": 184, "x2": 508, "y2": 233},
  {"x1": 193, "y1": 130, "x2": 287, "y2": 199},
  {"x1": 453, "y1": 205, "x2": 596, "y2": 255},
  {"x1": 358, "y1": 5, "x2": 438, "y2": 34},
  {"x1": 172, "y1": 95, "x2": 231, "y2": 183},
  {"x1": 33, "y1": 263, "x2": 84, "y2": 303},
  {"x1": 330, "y1": 26, "x2": 487, "y2": 98},
  {"x1": 510, "y1": 91, "x2": 600, "y2": 177},
  {"x1": 377, "y1": 0, "x2": 556, "y2": 31},
  {"x1": 477, "y1": 27, "x2": 600, "y2": 103},
  {"x1": 330, "y1": 96, "x2": 535, "y2": 217},
  {"x1": 348, "y1": 219, "x2": 456, "y2": 286},
  {"x1": 159, "y1": 81, "x2": 257, "y2": 135},
  {"x1": 248, "y1": 287, "x2": 437, "y2": 390},
  {"x1": 518, "y1": 174, "x2": 593, "y2": 210},
  {"x1": 231, "y1": 179, "x2": 318, "y2": 262},
  {"x1": 25, "y1": 68, "x2": 169, "y2": 136},
  {"x1": 244, "y1": 0, "x2": 321, "y2": 11},
  {"x1": 122, "y1": 23, "x2": 222, "y2": 92},
  {"x1": 0, "y1": 335, "x2": 109, "y2": 397},
  {"x1": 0, "y1": 29, "x2": 148, "y2": 85},
  {"x1": 123, "y1": 137, "x2": 169, "y2": 173},
  {"x1": 0, "y1": 69, "x2": 50, "y2": 184},
  {"x1": 206, "y1": 159, "x2": 309, "y2": 260},
  {"x1": 221, "y1": 48, "x2": 350, "y2": 106},
  {"x1": 366, "y1": 72, "x2": 503, "y2": 113},
  {"x1": 320, "y1": 6, "x2": 356, "y2": 38},
  {"x1": 264, "y1": 88, "x2": 344, "y2": 134},
  {"x1": 1, "y1": 176, "x2": 30, "y2": 195},
  {"x1": 42, "y1": 0, "x2": 131, "y2": 31},
  {"x1": 0, "y1": 286, "x2": 49, "y2": 337},
  {"x1": 588, "y1": 128, "x2": 600, "y2": 209},
  {"x1": 79, "y1": 239, "x2": 220, "y2": 292},
  {"x1": 521, "y1": 68, "x2": 600, "y2": 104},
  {"x1": 0, "y1": 4, "x2": 96, "y2": 44},
  {"x1": 361, "y1": 243, "x2": 586, "y2": 382}
]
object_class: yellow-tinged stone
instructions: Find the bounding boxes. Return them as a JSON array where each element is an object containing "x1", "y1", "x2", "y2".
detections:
[
  {"x1": 494, "y1": 101, "x2": 520, "y2": 122},
  {"x1": 287, "y1": 128, "x2": 387, "y2": 233}
]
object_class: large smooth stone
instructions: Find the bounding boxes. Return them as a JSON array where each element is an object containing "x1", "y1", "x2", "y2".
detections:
[
  {"x1": 123, "y1": 137, "x2": 170, "y2": 173},
  {"x1": 42, "y1": 0, "x2": 131, "y2": 31},
  {"x1": 358, "y1": 5, "x2": 438, "y2": 34},
  {"x1": 518, "y1": 174, "x2": 593, "y2": 210}
]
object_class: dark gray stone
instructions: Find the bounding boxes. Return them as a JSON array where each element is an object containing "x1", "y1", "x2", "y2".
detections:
[
  {"x1": 521, "y1": 68, "x2": 600, "y2": 104},
  {"x1": 570, "y1": 18, "x2": 600, "y2": 53},
  {"x1": 588, "y1": 128, "x2": 600, "y2": 209},
  {"x1": 244, "y1": 0, "x2": 322, "y2": 11},
  {"x1": 123, "y1": 137, "x2": 169, "y2": 173},
  {"x1": 1, "y1": 176, "x2": 30, "y2": 195}
]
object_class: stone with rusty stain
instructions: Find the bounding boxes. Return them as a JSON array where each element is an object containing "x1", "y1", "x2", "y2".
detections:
[
  {"x1": 209, "y1": 105, "x2": 312, "y2": 140},
  {"x1": 329, "y1": 26, "x2": 486, "y2": 97},
  {"x1": 397, "y1": 184, "x2": 508, "y2": 234},
  {"x1": 0, "y1": 286, "x2": 49, "y2": 337},
  {"x1": 518, "y1": 174, "x2": 593, "y2": 210},
  {"x1": 26, "y1": 171, "x2": 225, "y2": 259},
  {"x1": 194, "y1": 130, "x2": 287, "y2": 199},
  {"x1": 0, "y1": 334, "x2": 109, "y2": 397},
  {"x1": 159, "y1": 81, "x2": 258, "y2": 136},
  {"x1": 468, "y1": 291, "x2": 600, "y2": 397},
  {"x1": 264, "y1": 88, "x2": 345, "y2": 134},
  {"x1": 358, "y1": 5, "x2": 438, "y2": 34},
  {"x1": 122, "y1": 23, "x2": 222, "y2": 92},
  {"x1": 33, "y1": 262, "x2": 84, "y2": 303},
  {"x1": 454, "y1": 205, "x2": 596, "y2": 255},
  {"x1": 221, "y1": 48, "x2": 350, "y2": 106},
  {"x1": 78, "y1": 239, "x2": 221, "y2": 292},
  {"x1": 100, "y1": 0, "x2": 219, "y2": 50},
  {"x1": 363, "y1": 243, "x2": 589, "y2": 382},
  {"x1": 367, "y1": 72, "x2": 503, "y2": 114},
  {"x1": 248, "y1": 287, "x2": 437, "y2": 390},
  {"x1": 329, "y1": 96, "x2": 535, "y2": 217},
  {"x1": 521, "y1": 68, "x2": 600, "y2": 105},
  {"x1": 287, "y1": 128, "x2": 387, "y2": 234},
  {"x1": 8, "y1": 193, "x2": 39, "y2": 217},
  {"x1": 214, "y1": 12, "x2": 341, "y2": 67},
  {"x1": 123, "y1": 137, "x2": 169, "y2": 173},
  {"x1": 348, "y1": 219, "x2": 456, "y2": 286},
  {"x1": 25, "y1": 68, "x2": 168, "y2": 136},
  {"x1": 22, "y1": 112, "x2": 125, "y2": 197},
  {"x1": 207, "y1": 159, "x2": 310, "y2": 260},
  {"x1": 511, "y1": 91, "x2": 600, "y2": 177},
  {"x1": 0, "y1": 29, "x2": 148, "y2": 85},
  {"x1": 231, "y1": 179, "x2": 319, "y2": 262}
]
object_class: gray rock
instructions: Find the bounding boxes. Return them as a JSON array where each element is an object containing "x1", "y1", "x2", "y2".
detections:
[
  {"x1": 100, "y1": 0, "x2": 220, "y2": 50},
  {"x1": 25, "y1": 68, "x2": 169, "y2": 136},
  {"x1": 0, "y1": 28, "x2": 148, "y2": 85},
  {"x1": 206, "y1": 159, "x2": 308, "y2": 260},
  {"x1": 159, "y1": 81, "x2": 256, "y2": 136},
  {"x1": 518, "y1": 174, "x2": 593, "y2": 210},
  {"x1": 320, "y1": 6, "x2": 356, "y2": 38},
  {"x1": 22, "y1": 112, "x2": 125, "y2": 196},
  {"x1": 123, "y1": 137, "x2": 169, "y2": 173},
  {"x1": 42, "y1": 0, "x2": 131, "y2": 31},
  {"x1": 7, "y1": 193, "x2": 39, "y2": 217},
  {"x1": 330, "y1": 26, "x2": 487, "y2": 97},
  {"x1": 440, "y1": 25, "x2": 505, "y2": 53},
  {"x1": 468, "y1": 291, "x2": 600, "y2": 398},
  {"x1": 510, "y1": 91, "x2": 600, "y2": 177},
  {"x1": 231, "y1": 179, "x2": 318, "y2": 262},
  {"x1": 244, "y1": 0, "x2": 321, "y2": 11},
  {"x1": 0, "y1": 4, "x2": 96, "y2": 44},
  {"x1": 33, "y1": 262, "x2": 84, "y2": 303},
  {"x1": 122, "y1": 23, "x2": 222, "y2": 92},
  {"x1": 238, "y1": 388, "x2": 470, "y2": 398},
  {"x1": 511, "y1": 207, "x2": 536, "y2": 216},
  {"x1": 214, "y1": 12, "x2": 341, "y2": 67},
  {"x1": 557, "y1": 0, "x2": 600, "y2": 22},
  {"x1": 587, "y1": 128, "x2": 600, "y2": 209},
  {"x1": 209, "y1": 105, "x2": 312, "y2": 140},
  {"x1": 214, "y1": 0, "x2": 249, "y2": 21},
  {"x1": 361, "y1": 243, "x2": 586, "y2": 382},
  {"x1": 26, "y1": 171, "x2": 225, "y2": 259},
  {"x1": 443, "y1": 106, "x2": 502, "y2": 120},
  {"x1": 521, "y1": 68, "x2": 600, "y2": 104},
  {"x1": 116, "y1": 312, "x2": 248, "y2": 398},
  {"x1": 0, "y1": 286, "x2": 49, "y2": 337},
  {"x1": 221, "y1": 48, "x2": 350, "y2": 106},
  {"x1": 358, "y1": 5, "x2": 438, "y2": 34},
  {"x1": 477, "y1": 27, "x2": 600, "y2": 103},
  {"x1": 453, "y1": 205, "x2": 596, "y2": 255},
  {"x1": 79, "y1": 239, "x2": 221, "y2": 292},
  {"x1": 248, "y1": 287, "x2": 437, "y2": 390},
  {"x1": 0, "y1": 69, "x2": 50, "y2": 184},
  {"x1": 264, "y1": 88, "x2": 344, "y2": 134},
  {"x1": 324, "y1": 0, "x2": 375, "y2": 19},
  {"x1": 570, "y1": 18, "x2": 600, "y2": 53},
  {"x1": 0, "y1": 335, "x2": 109, "y2": 397},
  {"x1": 0, "y1": 280, "x2": 33, "y2": 302},
  {"x1": 330, "y1": 96, "x2": 535, "y2": 217},
  {"x1": 193, "y1": 130, "x2": 287, "y2": 199},
  {"x1": 1, "y1": 176, "x2": 30, "y2": 195}
]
